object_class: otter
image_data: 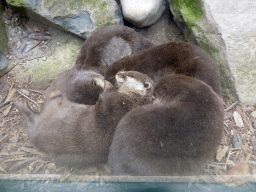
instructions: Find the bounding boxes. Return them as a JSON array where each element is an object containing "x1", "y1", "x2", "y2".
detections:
[
  {"x1": 115, "y1": 71, "x2": 155, "y2": 105},
  {"x1": 75, "y1": 25, "x2": 155, "y2": 73},
  {"x1": 45, "y1": 69, "x2": 105, "y2": 105},
  {"x1": 108, "y1": 74, "x2": 224, "y2": 176},
  {"x1": 15, "y1": 71, "x2": 154, "y2": 167},
  {"x1": 105, "y1": 41, "x2": 222, "y2": 97},
  {"x1": 46, "y1": 25, "x2": 154, "y2": 105}
]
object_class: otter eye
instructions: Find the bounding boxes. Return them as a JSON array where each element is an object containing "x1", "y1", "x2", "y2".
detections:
[{"x1": 144, "y1": 82, "x2": 151, "y2": 89}]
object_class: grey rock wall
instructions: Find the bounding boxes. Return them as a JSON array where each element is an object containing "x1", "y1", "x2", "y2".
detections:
[
  {"x1": 0, "y1": 1, "x2": 9, "y2": 77},
  {"x1": 204, "y1": 0, "x2": 256, "y2": 105},
  {"x1": 168, "y1": 0, "x2": 238, "y2": 102},
  {"x1": 6, "y1": 0, "x2": 123, "y2": 38}
]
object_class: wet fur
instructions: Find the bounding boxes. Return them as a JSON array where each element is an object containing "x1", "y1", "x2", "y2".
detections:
[
  {"x1": 108, "y1": 74, "x2": 224, "y2": 176},
  {"x1": 105, "y1": 41, "x2": 222, "y2": 97}
]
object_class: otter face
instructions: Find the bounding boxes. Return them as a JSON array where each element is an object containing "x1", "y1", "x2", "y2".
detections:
[{"x1": 115, "y1": 71, "x2": 154, "y2": 97}]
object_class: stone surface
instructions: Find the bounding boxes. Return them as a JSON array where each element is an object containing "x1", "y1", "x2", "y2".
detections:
[
  {"x1": 169, "y1": 0, "x2": 256, "y2": 105},
  {"x1": 233, "y1": 111, "x2": 244, "y2": 128},
  {"x1": 0, "y1": 51, "x2": 8, "y2": 77},
  {"x1": 231, "y1": 134, "x2": 243, "y2": 149},
  {"x1": 6, "y1": 0, "x2": 123, "y2": 38},
  {"x1": 0, "y1": 2, "x2": 8, "y2": 55},
  {"x1": 138, "y1": 8, "x2": 185, "y2": 44},
  {"x1": 4, "y1": 14, "x2": 83, "y2": 89},
  {"x1": 251, "y1": 111, "x2": 256, "y2": 119},
  {"x1": 0, "y1": 2, "x2": 9, "y2": 77},
  {"x1": 204, "y1": 0, "x2": 256, "y2": 105},
  {"x1": 168, "y1": 0, "x2": 237, "y2": 101},
  {"x1": 121, "y1": 0, "x2": 165, "y2": 28}
]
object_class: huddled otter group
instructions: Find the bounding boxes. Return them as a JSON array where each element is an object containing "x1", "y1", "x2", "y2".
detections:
[
  {"x1": 15, "y1": 71, "x2": 154, "y2": 166},
  {"x1": 15, "y1": 25, "x2": 224, "y2": 176},
  {"x1": 46, "y1": 25, "x2": 155, "y2": 105}
]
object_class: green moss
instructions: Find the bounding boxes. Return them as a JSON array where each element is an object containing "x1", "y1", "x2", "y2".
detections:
[
  {"x1": 198, "y1": 38, "x2": 238, "y2": 101},
  {"x1": 30, "y1": 42, "x2": 80, "y2": 89},
  {"x1": 0, "y1": 7, "x2": 8, "y2": 54},
  {"x1": 6, "y1": 0, "x2": 25, "y2": 7},
  {"x1": 172, "y1": 0, "x2": 203, "y2": 28},
  {"x1": 14, "y1": 39, "x2": 82, "y2": 89}
]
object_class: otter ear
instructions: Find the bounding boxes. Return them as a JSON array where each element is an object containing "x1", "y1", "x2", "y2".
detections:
[
  {"x1": 92, "y1": 78, "x2": 105, "y2": 89},
  {"x1": 144, "y1": 82, "x2": 151, "y2": 89}
]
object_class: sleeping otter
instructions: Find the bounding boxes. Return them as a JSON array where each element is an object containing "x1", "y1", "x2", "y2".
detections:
[
  {"x1": 105, "y1": 41, "x2": 222, "y2": 97},
  {"x1": 75, "y1": 25, "x2": 155, "y2": 73},
  {"x1": 46, "y1": 25, "x2": 154, "y2": 105},
  {"x1": 45, "y1": 69, "x2": 105, "y2": 105},
  {"x1": 15, "y1": 71, "x2": 154, "y2": 167},
  {"x1": 108, "y1": 74, "x2": 224, "y2": 176}
]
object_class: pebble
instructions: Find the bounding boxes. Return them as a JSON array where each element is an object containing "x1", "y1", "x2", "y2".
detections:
[
  {"x1": 231, "y1": 134, "x2": 243, "y2": 149},
  {"x1": 233, "y1": 111, "x2": 244, "y2": 127},
  {"x1": 0, "y1": 51, "x2": 8, "y2": 77},
  {"x1": 251, "y1": 111, "x2": 256, "y2": 118},
  {"x1": 47, "y1": 162, "x2": 56, "y2": 171},
  {"x1": 227, "y1": 160, "x2": 236, "y2": 169},
  {"x1": 252, "y1": 121, "x2": 256, "y2": 129}
]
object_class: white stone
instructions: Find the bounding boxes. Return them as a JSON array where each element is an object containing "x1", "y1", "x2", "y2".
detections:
[
  {"x1": 204, "y1": 0, "x2": 256, "y2": 105},
  {"x1": 233, "y1": 111, "x2": 244, "y2": 128},
  {"x1": 251, "y1": 111, "x2": 256, "y2": 118},
  {"x1": 121, "y1": 0, "x2": 166, "y2": 28}
]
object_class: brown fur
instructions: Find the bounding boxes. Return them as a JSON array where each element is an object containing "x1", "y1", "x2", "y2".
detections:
[
  {"x1": 45, "y1": 68, "x2": 105, "y2": 105},
  {"x1": 108, "y1": 74, "x2": 224, "y2": 176},
  {"x1": 75, "y1": 25, "x2": 155, "y2": 74},
  {"x1": 105, "y1": 41, "x2": 222, "y2": 97},
  {"x1": 15, "y1": 72, "x2": 154, "y2": 167},
  {"x1": 46, "y1": 25, "x2": 154, "y2": 105}
]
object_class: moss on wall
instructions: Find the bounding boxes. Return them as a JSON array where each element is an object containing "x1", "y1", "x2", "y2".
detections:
[
  {"x1": 6, "y1": 0, "x2": 25, "y2": 7},
  {"x1": 172, "y1": 0, "x2": 203, "y2": 28},
  {"x1": 0, "y1": 2, "x2": 8, "y2": 54}
]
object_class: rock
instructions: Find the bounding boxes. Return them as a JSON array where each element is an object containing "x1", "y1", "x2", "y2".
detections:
[
  {"x1": 169, "y1": 0, "x2": 256, "y2": 105},
  {"x1": 231, "y1": 134, "x2": 243, "y2": 149},
  {"x1": 168, "y1": 0, "x2": 238, "y2": 102},
  {"x1": 139, "y1": 8, "x2": 185, "y2": 44},
  {"x1": 0, "y1": 2, "x2": 9, "y2": 75},
  {"x1": 121, "y1": 0, "x2": 165, "y2": 28},
  {"x1": 251, "y1": 111, "x2": 256, "y2": 118},
  {"x1": 226, "y1": 160, "x2": 235, "y2": 169},
  {"x1": 47, "y1": 163, "x2": 56, "y2": 171},
  {"x1": 6, "y1": 0, "x2": 123, "y2": 38},
  {"x1": 0, "y1": 51, "x2": 8, "y2": 77},
  {"x1": 252, "y1": 121, "x2": 256, "y2": 129},
  {"x1": 233, "y1": 111, "x2": 244, "y2": 128},
  {"x1": 205, "y1": 0, "x2": 256, "y2": 105}
]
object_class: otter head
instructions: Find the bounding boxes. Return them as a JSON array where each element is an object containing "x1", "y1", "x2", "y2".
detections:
[
  {"x1": 115, "y1": 71, "x2": 155, "y2": 103},
  {"x1": 67, "y1": 71, "x2": 106, "y2": 105}
]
